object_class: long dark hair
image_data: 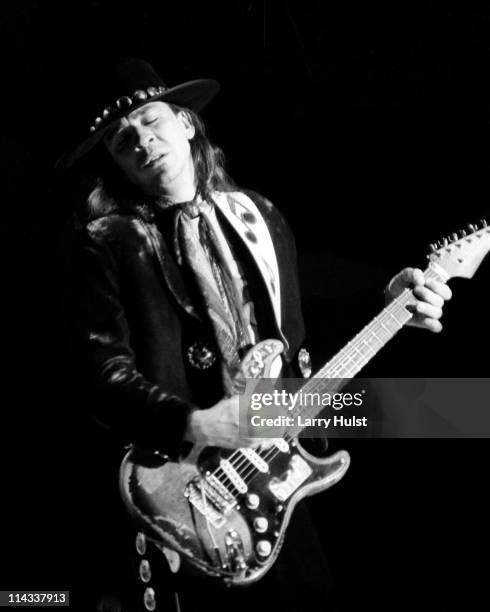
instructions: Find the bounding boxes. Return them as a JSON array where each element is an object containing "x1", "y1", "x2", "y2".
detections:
[{"x1": 85, "y1": 103, "x2": 235, "y2": 220}]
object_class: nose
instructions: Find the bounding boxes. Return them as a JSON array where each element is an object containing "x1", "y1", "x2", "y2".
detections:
[{"x1": 133, "y1": 128, "x2": 155, "y2": 152}]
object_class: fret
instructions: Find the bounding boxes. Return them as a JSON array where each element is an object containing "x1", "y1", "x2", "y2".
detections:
[
  {"x1": 373, "y1": 317, "x2": 392, "y2": 342},
  {"x1": 301, "y1": 377, "x2": 340, "y2": 399},
  {"x1": 341, "y1": 361, "x2": 357, "y2": 378},
  {"x1": 385, "y1": 314, "x2": 403, "y2": 332},
  {"x1": 367, "y1": 330, "x2": 384, "y2": 349},
  {"x1": 358, "y1": 341, "x2": 374, "y2": 356},
  {"x1": 388, "y1": 311, "x2": 405, "y2": 328},
  {"x1": 350, "y1": 348, "x2": 364, "y2": 365},
  {"x1": 328, "y1": 365, "x2": 352, "y2": 379},
  {"x1": 390, "y1": 308, "x2": 408, "y2": 324},
  {"x1": 284, "y1": 263, "x2": 451, "y2": 435}
]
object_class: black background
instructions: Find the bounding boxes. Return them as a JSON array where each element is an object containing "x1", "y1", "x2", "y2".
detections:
[{"x1": 1, "y1": 1, "x2": 489, "y2": 610}]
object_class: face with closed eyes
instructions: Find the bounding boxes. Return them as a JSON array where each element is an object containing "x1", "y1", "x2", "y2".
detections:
[{"x1": 103, "y1": 101, "x2": 196, "y2": 199}]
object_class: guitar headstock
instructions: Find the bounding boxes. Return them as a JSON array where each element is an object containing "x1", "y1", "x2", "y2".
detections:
[{"x1": 428, "y1": 219, "x2": 490, "y2": 279}]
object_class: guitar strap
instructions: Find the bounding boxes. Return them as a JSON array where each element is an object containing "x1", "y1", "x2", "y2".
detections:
[{"x1": 175, "y1": 199, "x2": 256, "y2": 395}]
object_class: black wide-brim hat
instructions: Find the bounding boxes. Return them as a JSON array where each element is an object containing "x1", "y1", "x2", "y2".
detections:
[{"x1": 57, "y1": 58, "x2": 220, "y2": 169}]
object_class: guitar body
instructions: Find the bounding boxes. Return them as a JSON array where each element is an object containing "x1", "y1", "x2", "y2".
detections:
[
  {"x1": 120, "y1": 438, "x2": 349, "y2": 586},
  {"x1": 120, "y1": 339, "x2": 350, "y2": 586}
]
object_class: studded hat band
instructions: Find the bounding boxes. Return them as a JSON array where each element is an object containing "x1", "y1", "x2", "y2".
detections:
[{"x1": 89, "y1": 85, "x2": 168, "y2": 133}]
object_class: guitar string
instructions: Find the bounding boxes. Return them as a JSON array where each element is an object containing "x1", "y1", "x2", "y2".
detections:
[
  {"x1": 208, "y1": 227, "x2": 484, "y2": 491},
  {"x1": 216, "y1": 286, "x2": 416, "y2": 485},
  {"x1": 213, "y1": 293, "x2": 413, "y2": 492},
  {"x1": 237, "y1": 268, "x2": 444, "y2": 485},
  {"x1": 237, "y1": 286, "x2": 422, "y2": 484},
  {"x1": 209, "y1": 292, "x2": 413, "y2": 494},
  {"x1": 212, "y1": 267, "x2": 441, "y2": 492},
  {"x1": 213, "y1": 283, "x2": 418, "y2": 491},
  {"x1": 312, "y1": 267, "x2": 440, "y2": 378}
]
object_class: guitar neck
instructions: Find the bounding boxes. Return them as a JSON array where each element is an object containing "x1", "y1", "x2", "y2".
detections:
[{"x1": 286, "y1": 265, "x2": 444, "y2": 432}]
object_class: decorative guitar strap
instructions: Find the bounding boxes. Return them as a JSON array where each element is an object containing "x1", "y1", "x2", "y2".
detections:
[
  {"x1": 211, "y1": 191, "x2": 288, "y2": 350},
  {"x1": 175, "y1": 199, "x2": 255, "y2": 394}
]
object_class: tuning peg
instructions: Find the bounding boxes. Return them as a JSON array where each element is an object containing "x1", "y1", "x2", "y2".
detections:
[
  {"x1": 459, "y1": 229, "x2": 467, "y2": 238},
  {"x1": 451, "y1": 232, "x2": 459, "y2": 241},
  {"x1": 480, "y1": 218, "x2": 488, "y2": 228}
]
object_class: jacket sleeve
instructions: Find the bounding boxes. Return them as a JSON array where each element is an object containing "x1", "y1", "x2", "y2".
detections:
[{"x1": 78, "y1": 224, "x2": 194, "y2": 459}]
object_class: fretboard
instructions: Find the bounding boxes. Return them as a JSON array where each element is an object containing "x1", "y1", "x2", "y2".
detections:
[{"x1": 285, "y1": 265, "x2": 444, "y2": 435}]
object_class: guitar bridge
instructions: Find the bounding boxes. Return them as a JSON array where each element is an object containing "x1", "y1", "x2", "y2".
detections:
[{"x1": 185, "y1": 476, "x2": 237, "y2": 528}]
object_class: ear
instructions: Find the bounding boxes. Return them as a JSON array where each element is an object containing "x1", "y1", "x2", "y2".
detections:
[{"x1": 178, "y1": 111, "x2": 196, "y2": 140}]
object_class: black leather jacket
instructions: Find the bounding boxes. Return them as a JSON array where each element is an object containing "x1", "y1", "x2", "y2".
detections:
[{"x1": 78, "y1": 190, "x2": 306, "y2": 458}]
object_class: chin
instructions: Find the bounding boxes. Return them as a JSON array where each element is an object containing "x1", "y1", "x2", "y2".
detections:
[{"x1": 137, "y1": 170, "x2": 169, "y2": 190}]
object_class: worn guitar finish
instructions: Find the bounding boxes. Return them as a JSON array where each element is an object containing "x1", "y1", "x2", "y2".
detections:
[
  {"x1": 120, "y1": 339, "x2": 350, "y2": 585},
  {"x1": 120, "y1": 221, "x2": 490, "y2": 585}
]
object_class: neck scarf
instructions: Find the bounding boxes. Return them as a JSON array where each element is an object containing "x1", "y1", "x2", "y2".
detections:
[{"x1": 174, "y1": 199, "x2": 253, "y2": 395}]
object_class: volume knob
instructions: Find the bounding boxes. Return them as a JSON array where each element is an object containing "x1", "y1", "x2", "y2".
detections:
[
  {"x1": 253, "y1": 517, "x2": 268, "y2": 533},
  {"x1": 256, "y1": 540, "x2": 272, "y2": 557},
  {"x1": 245, "y1": 493, "x2": 260, "y2": 509}
]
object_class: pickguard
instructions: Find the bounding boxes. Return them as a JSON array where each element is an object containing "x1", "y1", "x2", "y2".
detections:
[{"x1": 268, "y1": 454, "x2": 313, "y2": 502}]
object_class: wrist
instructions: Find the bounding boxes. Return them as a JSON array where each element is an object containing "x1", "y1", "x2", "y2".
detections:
[{"x1": 184, "y1": 408, "x2": 203, "y2": 443}]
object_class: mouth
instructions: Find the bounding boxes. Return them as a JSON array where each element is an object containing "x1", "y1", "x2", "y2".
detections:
[{"x1": 141, "y1": 153, "x2": 167, "y2": 169}]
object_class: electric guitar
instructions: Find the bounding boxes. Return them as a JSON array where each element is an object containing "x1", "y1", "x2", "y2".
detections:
[{"x1": 120, "y1": 221, "x2": 490, "y2": 586}]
